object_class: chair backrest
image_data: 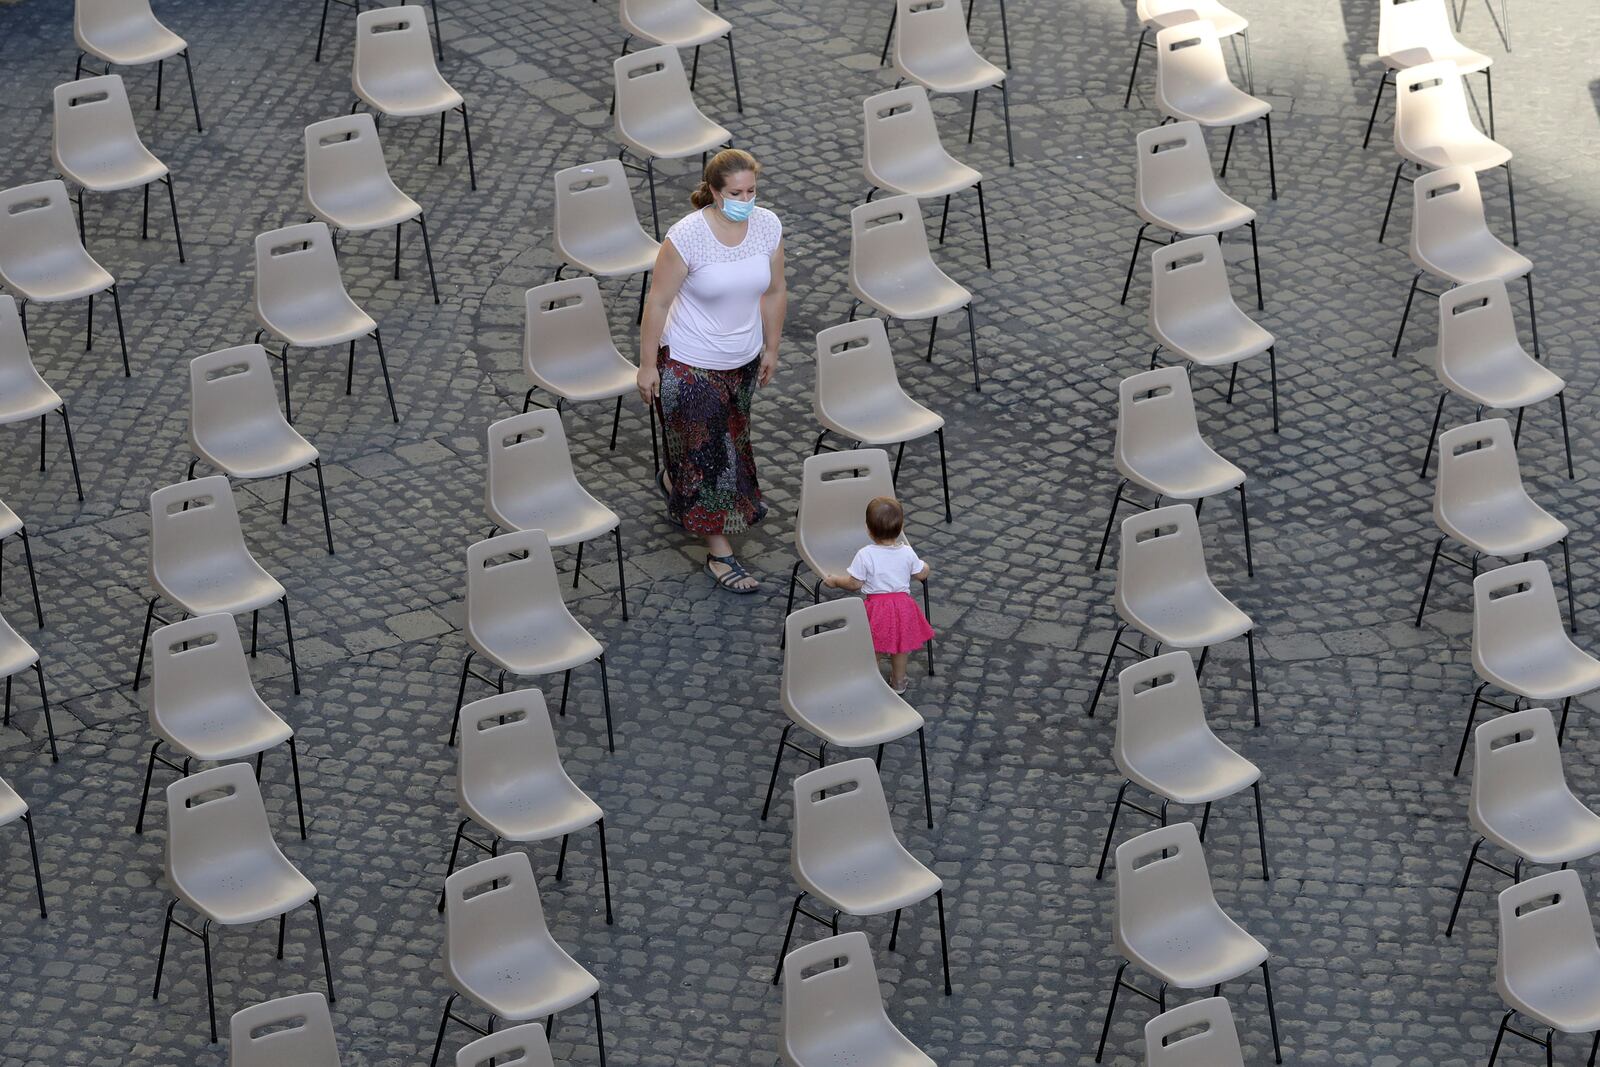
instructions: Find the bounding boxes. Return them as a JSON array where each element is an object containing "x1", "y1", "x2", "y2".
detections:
[
  {"x1": 813, "y1": 319, "x2": 905, "y2": 420},
  {"x1": 1115, "y1": 822, "x2": 1219, "y2": 937},
  {"x1": 255, "y1": 222, "x2": 349, "y2": 316},
  {"x1": 230, "y1": 992, "x2": 341, "y2": 1067},
  {"x1": 1437, "y1": 279, "x2": 1519, "y2": 370},
  {"x1": 455, "y1": 1023, "x2": 554, "y2": 1067},
  {"x1": 150, "y1": 476, "x2": 250, "y2": 581},
  {"x1": 793, "y1": 758, "x2": 898, "y2": 869},
  {"x1": 1474, "y1": 560, "x2": 1565, "y2": 660},
  {"x1": 1144, "y1": 997, "x2": 1245, "y2": 1067},
  {"x1": 0, "y1": 295, "x2": 41, "y2": 382},
  {"x1": 1151, "y1": 235, "x2": 1233, "y2": 327},
  {"x1": 0, "y1": 180, "x2": 86, "y2": 276},
  {"x1": 1378, "y1": 0, "x2": 1461, "y2": 61},
  {"x1": 190, "y1": 345, "x2": 288, "y2": 450},
  {"x1": 783, "y1": 598, "x2": 882, "y2": 701},
  {"x1": 614, "y1": 45, "x2": 700, "y2": 140},
  {"x1": 862, "y1": 85, "x2": 946, "y2": 185},
  {"x1": 1155, "y1": 20, "x2": 1232, "y2": 102},
  {"x1": 1435, "y1": 419, "x2": 1525, "y2": 523},
  {"x1": 166, "y1": 763, "x2": 278, "y2": 888},
  {"x1": 77, "y1": 0, "x2": 163, "y2": 41},
  {"x1": 1117, "y1": 503, "x2": 1213, "y2": 607},
  {"x1": 485, "y1": 409, "x2": 580, "y2": 521},
  {"x1": 552, "y1": 160, "x2": 651, "y2": 268},
  {"x1": 304, "y1": 114, "x2": 393, "y2": 208},
  {"x1": 1395, "y1": 61, "x2": 1471, "y2": 150},
  {"x1": 1498, "y1": 869, "x2": 1600, "y2": 996},
  {"x1": 150, "y1": 613, "x2": 255, "y2": 729},
  {"x1": 1412, "y1": 165, "x2": 1490, "y2": 261},
  {"x1": 467, "y1": 528, "x2": 564, "y2": 632},
  {"x1": 1116, "y1": 651, "x2": 1209, "y2": 768},
  {"x1": 1473, "y1": 706, "x2": 1569, "y2": 828},
  {"x1": 1135, "y1": 121, "x2": 1217, "y2": 214},
  {"x1": 1116, "y1": 367, "x2": 1204, "y2": 472},
  {"x1": 797, "y1": 449, "x2": 894, "y2": 571},
  {"x1": 782, "y1": 931, "x2": 889, "y2": 1051},
  {"x1": 524, "y1": 276, "x2": 619, "y2": 382},
  {"x1": 445, "y1": 852, "x2": 549, "y2": 972},
  {"x1": 458, "y1": 689, "x2": 567, "y2": 811},
  {"x1": 850, "y1": 194, "x2": 933, "y2": 287},
  {"x1": 53, "y1": 75, "x2": 145, "y2": 169},
  {"x1": 354, "y1": 5, "x2": 439, "y2": 84},
  {"x1": 894, "y1": 0, "x2": 975, "y2": 71}
]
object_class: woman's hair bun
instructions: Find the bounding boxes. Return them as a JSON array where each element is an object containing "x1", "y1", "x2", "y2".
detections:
[{"x1": 690, "y1": 148, "x2": 761, "y2": 208}]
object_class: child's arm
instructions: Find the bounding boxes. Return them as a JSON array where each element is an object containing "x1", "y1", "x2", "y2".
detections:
[
  {"x1": 824, "y1": 574, "x2": 865, "y2": 591},
  {"x1": 913, "y1": 563, "x2": 931, "y2": 582}
]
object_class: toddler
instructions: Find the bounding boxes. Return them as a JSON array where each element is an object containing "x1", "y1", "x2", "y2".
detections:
[{"x1": 824, "y1": 496, "x2": 934, "y2": 694}]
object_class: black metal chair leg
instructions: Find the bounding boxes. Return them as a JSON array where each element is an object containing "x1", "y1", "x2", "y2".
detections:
[
  {"x1": 1095, "y1": 481, "x2": 1127, "y2": 571},
  {"x1": 1237, "y1": 485, "x2": 1255, "y2": 576},
  {"x1": 760, "y1": 723, "x2": 792, "y2": 820},
  {"x1": 429, "y1": 993, "x2": 458, "y2": 1067},
  {"x1": 449, "y1": 651, "x2": 474, "y2": 745},
  {"x1": 1361, "y1": 68, "x2": 1389, "y2": 149},
  {"x1": 312, "y1": 895, "x2": 336, "y2": 1000},
  {"x1": 1087, "y1": 624, "x2": 1126, "y2": 718},
  {"x1": 1122, "y1": 28, "x2": 1147, "y2": 107},
  {"x1": 59, "y1": 406, "x2": 84, "y2": 500},
  {"x1": 1120, "y1": 223, "x2": 1150, "y2": 305},
  {"x1": 936, "y1": 428, "x2": 952, "y2": 523},
  {"x1": 1420, "y1": 393, "x2": 1448, "y2": 478},
  {"x1": 918, "y1": 726, "x2": 933, "y2": 828},
  {"x1": 288, "y1": 737, "x2": 307, "y2": 839},
  {"x1": 1392, "y1": 271, "x2": 1422, "y2": 359},
  {"x1": 596, "y1": 818, "x2": 615, "y2": 925},
  {"x1": 371, "y1": 330, "x2": 400, "y2": 423},
  {"x1": 459, "y1": 104, "x2": 477, "y2": 191},
  {"x1": 132, "y1": 596, "x2": 160, "y2": 690},
  {"x1": 614, "y1": 525, "x2": 629, "y2": 621},
  {"x1": 1245, "y1": 630, "x2": 1261, "y2": 726},
  {"x1": 1095, "y1": 961, "x2": 1129, "y2": 1062},
  {"x1": 1248, "y1": 219, "x2": 1264, "y2": 310},
  {"x1": 1455, "y1": 683, "x2": 1489, "y2": 775},
  {"x1": 1261, "y1": 960, "x2": 1283, "y2": 1062},
  {"x1": 597, "y1": 652, "x2": 616, "y2": 752},
  {"x1": 964, "y1": 303, "x2": 981, "y2": 391},
  {"x1": 1446, "y1": 836, "x2": 1483, "y2": 937},
  {"x1": 163, "y1": 176, "x2": 186, "y2": 263},
  {"x1": 772, "y1": 892, "x2": 805, "y2": 984},
  {"x1": 109, "y1": 284, "x2": 130, "y2": 376},
  {"x1": 281, "y1": 596, "x2": 301, "y2": 694},
  {"x1": 1416, "y1": 536, "x2": 1445, "y2": 626},
  {"x1": 935, "y1": 888, "x2": 952, "y2": 994},
  {"x1": 1000, "y1": 80, "x2": 1014, "y2": 166},
  {"x1": 1563, "y1": 537, "x2": 1578, "y2": 634},
  {"x1": 17, "y1": 530, "x2": 42, "y2": 629},
  {"x1": 22, "y1": 813, "x2": 46, "y2": 917},
  {"x1": 181, "y1": 49, "x2": 203, "y2": 132},
  {"x1": 1096, "y1": 781, "x2": 1130, "y2": 879},
  {"x1": 1380, "y1": 161, "x2": 1406, "y2": 243}
]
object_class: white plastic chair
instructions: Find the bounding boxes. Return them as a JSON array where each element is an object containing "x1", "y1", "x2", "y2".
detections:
[
  {"x1": 862, "y1": 86, "x2": 989, "y2": 269},
  {"x1": 618, "y1": 0, "x2": 741, "y2": 113},
  {"x1": 1145, "y1": 997, "x2": 1246, "y2": 1067},
  {"x1": 0, "y1": 498, "x2": 45, "y2": 629},
  {"x1": 848, "y1": 195, "x2": 981, "y2": 392},
  {"x1": 772, "y1": 758, "x2": 950, "y2": 995},
  {"x1": 1121, "y1": 121, "x2": 1261, "y2": 309},
  {"x1": 1125, "y1": 0, "x2": 1253, "y2": 107},
  {"x1": 0, "y1": 608, "x2": 59, "y2": 761},
  {"x1": 191, "y1": 344, "x2": 334, "y2": 555},
  {"x1": 439, "y1": 688, "x2": 613, "y2": 924},
  {"x1": 486, "y1": 409, "x2": 627, "y2": 619},
  {"x1": 522, "y1": 276, "x2": 640, "y2": 448},
  {"x1": 304, "y1": 114, "x2": 440, "y2": 304},
  {"x1": 1154, "y1": 20, "x2": 1275, "y2": 200},
  {"x1": 0, "y1": 775, "x2": 47, "y2": 918},
  {"x1": 781, "y1": 931, "x2": 935, "y2": 1067},
  {"x1": 1418, "y1": 419, "x2": 1573, "y2": 630},
  {"x1": 133, "y1": 613, "x2": 305, "y2": 839},
  {"x1": 612, "y1": 45, "x2": 732, "y2": 238},
  {"x1": 1460, "y1": 561, "x2": 1600, "y2": 775},
  {"x1": 0, "y1": 180, "x2": 130, "y2": 376},
  {"x1": 230, "y1": 992, "x2": 341, "y2": 1067},
  {"x1": 1490, "y1": 870, "x2": 1600, "y2": 1065},
  {"x1": 131, "y1": 476, "x2": 300, "y2": 696},
  {"x1": 1362, "y1": 0, "x2": 1493, "y2": 150},
  {"x1": 254, "y1": 221, "x2": 398, "y2": 424},
  {"x1": 813, "y1": 319, "x2": 950, "y2": 523},
  {"x1": 452, "y1": 528, "x2": 614, "y2": 752},
  {"x1": 454, "y1": 1023, "x2": 554, "y2": 1067},
  {"x1": 0, "y1": 296, "x2": 84, "y2": 501},
  {"x1": 74, "y1": 0, "x2": 202, "y2": 132},
  {"x1": 1446, "y1": 707, "x2": 1600, "y2": 937},
  {"x1": 551, "y1": 160, "x2": 660, "y2": 308},
  {"x1": 1149, "y1": 236, "x2": 1278, "y2": 432},
  {"x1": 879, "y1": 0, "x2": 1012, "y2": 69},
  {"x1": 1096, "y1": 367, "x2": 1250, "y2": 575},
  {"x1": 152, "y1": 764, "x2": 333, "y2": 1043},
  {"x1": 763, "y1": 598, "x2": 933, "y2": 827},
  {"x1": 1097, "y1": 651, "x2": 1267, "y2": 881},
  {"x1": 353, "y1": 6, "x2": 475, "y2": 190},
  {"x1": 53, "y1": 75, "x2": 184, "y2": 262},
  {"x1": 431, "y1": 852, "x2": 604, "y2": 1067},
  {"x1": 318, "y1": 0, "x2": 443, "y2": 63},
  {"x1": 1417, "y1": 281, "x2": 1569, "y2": 481},
  {"x1": 1087, "y1": 504, "x2": 1259, "y2": 726},
  {"x1": 1097, "y1": 822, "x2": 1280, "y2": 1063},
  {"x1": 892, "y1": 0, "x2": 1013, "y2": 167}
]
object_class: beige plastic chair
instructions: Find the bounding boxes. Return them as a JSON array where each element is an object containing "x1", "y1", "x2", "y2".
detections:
[
  {"x1": 153, "y1": 763, "x2": 333, "y2": 1043},
  {"x1": 0, "y1": 775, "x2": 47, "y2": 918},
  {"x1": 861, "y1": 86, "x2": 989, "y2": 269},
  {"x1": 1097, "y1": 822, "x2": 1280, "y2": 1063},
  {"x1": 1489, "y1": 870, "x2": 1600, "y2": 1064},
  {"x1": 781, "y1": 931, "x2": 935, "y2": 1067},
  {"x1": 1459, "y1": 561, "x2": 1600, "y2": 774},
  {"x1": 1416, "y1": 281, "x2": 1569, "y2": 481},
  {"x1": 190, "y1": 345, "x2": 334, "y2": 555},
  {"x1": 1145, "y1": 997, "x2": 1246, "y2": 1067},
  {"x1": 132, "y1": 476, "x2": 300, "y2": 696},
  {"x1": 1446, "y1": 707, "x2": 1600, "y2": 937},
  {"x1": 1097, "y1": 651, "x2": 1267, "y2": 881},
  {"x1": 230, "y1": 992, "x2": 340, "y2": 1067},
  {"x1": 440, "y1": 688, "x2": 613, "y2": 924},
  {"x1": 486, "y1": 410, "x2": 626, "y2": 619},
  {"x1": 618, "y1": 0, "x2": 742, "y2": 113},
  {"x1": 304, "y1": 114, "x2": 439, "y2": 304},
  {"x1": 879, "y1": 0, "x2": 1012, "y2": 70},
  {"x1": 1417, "y1": 419, "x2": 1573, "y2": 631},
  {"x1": 1097, "y1": 367, "x2": 1250, "y2": 575},
  {"x1": 254, "y1": 221, "x2": 398, "y2": 424},
  {"x1": 612, "y1": 45, "x2": 732, "y2": 238},
  {"x1": 892, "y1": 0, "x2": 1013, "y2": 167},
  {"x1": 848, "y1": 195, "x2": 981, "y2": 392},
  {"x1": 53, "y1": 75, "x2": 184, "y2": 262},
  {"x1": 1088, "y1": 504, "x2": 1259, "y2": 726},
  {"x1": 1149, "y1": 236, "x2": 1278, "y2": 432},
  {"x1": 0, "y1": 296, "x2": 84, "y2": 501},
  {"x1": 1121, "y1": 122, "x2": 1261, "y2": 310},
  {"x1": 0, "y1": 180, "x2": 130, "y2": 376},
  {"x1": 1154, "y1": 20, "x2": 1275, "y2": 200},
  {"x1": 772, "y1": 758, "x2": 950, "y2": 995},
  {"x1": 813, "y1": 319, "x2": 950, "y2": 523},
  {"x1": 0, "y1": 499, "x2": 45, "y2": 630},
  {"x1": 133, "y1": 612, "x2": 305, "y2": 839},
  {"x1": 1393, "y1": 165, "x2": 1538, "y2": 363},
  {"x1": 551, "y1": 160, "x2": 660, "y2": 297},
  {"x1": 454, "y1": 1022, "x2": 554, "y2": 1067},
  {"x1": 352, "y1": 6, "x2": 476, "y2": 191},
  {"x1": 74, "y1": 0, "x2": 202, "y2": 132},
  {"x1": 1362, "y1": 0, "x2": 1493, "y2": 150},
  {"x1": 318, "y1": 0, "x2": 443, "y2": 64},
  {"x1": 1125, "y1": 0, "x2": 1252, "y2": 107},
  {"x1": 763, "y1": 598, "x2": 933, "y2": 827},
  {"x1": 0, "y1": 609, "x2": 59, "y2": 762},
  {"x1": 431, "y1": 852, "x2": 604, "y2": 1067},
  {"x1": 1382, "y1": 61, "x2": 1515, "y2": 246},
  {"x1": 453, "y1": 528, "x2": 614, "y2": 752},
  {"x1": 522, "y1": 277, "x2": 639, "y2": 449}
]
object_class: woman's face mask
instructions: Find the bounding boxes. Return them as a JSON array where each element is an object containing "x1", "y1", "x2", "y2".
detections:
[{"x1": 718, "y1": 194, "x2": 756, "y2": 222}]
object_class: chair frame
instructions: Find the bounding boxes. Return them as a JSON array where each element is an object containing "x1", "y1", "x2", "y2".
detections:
[
  {"x1": 3, "y1": 655, "x2": 59, "y2": 763},
  {"x1": 72, "y1": 11, "x2": 203, "y2": 133},
  {"x1": 6, "y1": 805, "x2": 48, "y2": 918},
  {"x1": 0, "y1": 521, "x2": 46, "y2": 629}
]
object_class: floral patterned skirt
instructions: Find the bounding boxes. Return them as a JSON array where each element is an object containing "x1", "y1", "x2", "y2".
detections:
[{"x1": 656, "y1": 347, "x2": 767, "y2": 536}]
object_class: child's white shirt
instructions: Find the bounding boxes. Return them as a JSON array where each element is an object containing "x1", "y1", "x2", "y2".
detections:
[{"x1": 847, "y1": 542, "x2": 925, "y2": 596}]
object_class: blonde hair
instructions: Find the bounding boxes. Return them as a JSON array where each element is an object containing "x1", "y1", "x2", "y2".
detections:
[{"x1": 690, "y1": 148, "x2": 761, "y2": 209}]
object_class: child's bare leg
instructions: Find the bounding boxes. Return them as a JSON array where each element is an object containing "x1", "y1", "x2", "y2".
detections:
[{"x1": 889, "y1": 652, "x2": 910, "y2": 687}]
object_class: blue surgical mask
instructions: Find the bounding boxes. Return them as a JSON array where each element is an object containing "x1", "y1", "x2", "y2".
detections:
[{"x1": 719, "y1": 195, "x2": 756, "y2": 222}]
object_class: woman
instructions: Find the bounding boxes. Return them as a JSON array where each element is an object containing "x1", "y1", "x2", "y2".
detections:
[{"x1": 638, "y1": 148, "x2": 787, "y2": 593}]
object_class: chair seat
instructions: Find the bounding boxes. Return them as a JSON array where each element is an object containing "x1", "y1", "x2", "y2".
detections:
[
  {"x1": 798, "y1": 844, "x2": 941, "y2": 917},
  {"x1": 1478, "y1": 642, "x2": 1600, "y2": 703},
  {"x1": 79, "y1": 21, "x2": 186, "y2": 65},
  {"x1": 308, "y1": 185, "x2": 422, "y2": 233},
  {"x1": 785, "y1": 684, "x2": 924, "y2": 750},
  {"x1": 1118, "y1": 443, "x2": 1244, "y2": 501},
  {"x1": 1401, "y1": 131, "x2": 1511, "y2": 172},
  {"x1": 55, "y1": 145, "x2": 168, "y2": 194},
  {"x1": 1163, "y1": 86, "x2": 1269, "y2": 128},
  {"x1": 256, "y1": 293, "x2": 377, "y2": 349},
  {"x1": 1438, "y1": 497, "x2": 1567, "y2": 559},
  {"x1": 0, "y1": 367, "x2": 63, "y2": 425},
  {"x1": 784, "y1": 1022, "x2": 935, "y2": 1067},
  {"x1": 529, "y1": 351, "x2": 637, "y2": 403},
  {"x1": 1383, "y1": 43, "x2": 1491, "y2": 75},
  {"x1": 194, "y1": 423, "x2": 318, "y2": 481},
  {"x1": 0, "y1": 615, "x2": 40, "y2": 679},
  {"x1": 1441, "y1": 352, "x2": 1563, "y2": 412},
  {"x1": 868, "y1": 154, "x2": 981, "y2": 200},
  {"x1": 0, "y1": 250, "x2": 114, "y2": 304},
  {"x1": 155, "y1": 697, "x2": 293, "y2": 763},
  {"x1": 620, "y1": 112, "x2": 731, "y2": 161},
  {"x1": 488, "y1": 488, "x2": 619, "y2": 547},
  {"x1": 178, "y1": 852, "x2": 316, "y2": 926},
  {"x1": 624, "y1": 5, "x2": 731, "y2": 47},
  {"x1": 0, "y1": 777, "x2": 26, "y2": 826},
  {"x1": 1153, "y1": 308, "x2": 1273, "y2": 367},
  {"x1": 1476, "y1": 794, "x2": 1600, "y2": 867},
  {"x1": 1503, "y1": 957, "x2": 1600, "y2": 1035},
  {"x1": 851, "y1": 264, "x2": 971, "y2": 321},
  {"x1": 1117, "y1": 906, "x2": 1268, "y2": 988},
  {"x1": 1416, "y1": 233, "x2": 1531, "y2": 286},
  {"x1": 1119, "y1": 734, "x2": 1259, "y2": 806},
  {"x1": 156, "y1": 563, "x2": 285, "y2": 618},
  {"x1": 0, "y1": 501, "x2": 21, "y2": 540},
  {"x1": 469, "y1": 617, "x2": 603, "y2": 677},
  {"x1": 1117, "y1": 584, "x2": 1252, "y2": 650},
  {"x1": 356, "y1": 74, "x2": 462, "y2": 118},
  {"x1": 464, "y1": 778, "x2": 603, "y2": 843},
  {"x1": 817, "y1": 392, "x2": 943, "y2": 448},
  {"x1": 453, "y1": 940, "x2": 599, "y2": 1021},
  {"x1": 1139, "y1": 188, "x2": 1255, "y2": 237},
  {"x1": 899, "y1": 51, "x2": 1005, "y2": 95}
]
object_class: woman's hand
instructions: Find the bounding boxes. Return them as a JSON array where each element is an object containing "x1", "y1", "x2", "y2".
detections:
[
  {"x1": 637, "y1": 363, "x2": 659, "y2": 406},
  {"x1": 758, "y1": 347, "x2": 779, "y2": 387}
]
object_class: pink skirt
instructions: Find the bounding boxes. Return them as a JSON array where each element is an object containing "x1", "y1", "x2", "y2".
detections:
[{"x1": 864, "y1": 592, "x2": 936, "y2": 655}]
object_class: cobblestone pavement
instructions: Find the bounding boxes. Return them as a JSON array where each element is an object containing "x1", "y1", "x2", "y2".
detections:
[{"x1": 0, "y1": 0, "x2": 1598, "y2": 1062}]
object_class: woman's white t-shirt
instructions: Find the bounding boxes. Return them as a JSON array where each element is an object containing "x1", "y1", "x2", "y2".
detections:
[
  {"x1": 662, "y1": 206, "x2": 782, "y2": 371},
  {"x1": 847, "y1": 543, "x2": 925, "y2": 596}
]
